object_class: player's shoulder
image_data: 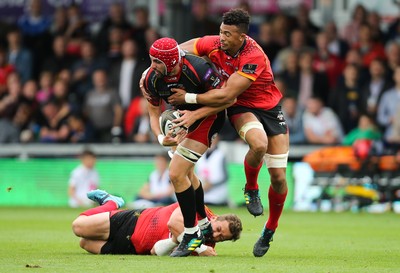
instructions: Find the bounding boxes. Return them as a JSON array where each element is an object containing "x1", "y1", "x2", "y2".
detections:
[{"x1": 243, "y1": 36, "x2": 266, "y2": 58}]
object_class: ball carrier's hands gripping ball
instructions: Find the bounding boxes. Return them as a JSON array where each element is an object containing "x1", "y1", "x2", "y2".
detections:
[{"x1": 159, "y1": 109, "x2": 187, "y2": 137}]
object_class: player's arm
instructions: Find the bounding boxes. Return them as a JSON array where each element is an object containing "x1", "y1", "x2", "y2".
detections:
[
  {"x1": 179, "y1": 38, "x2": 199, "y2": 54},
  {"x1": 170, "y1": 72, "x2": 252, "y2": 107}
]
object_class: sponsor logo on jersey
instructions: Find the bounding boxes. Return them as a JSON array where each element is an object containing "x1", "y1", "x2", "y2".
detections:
[{"x1": 242, "y1": 64, "x2": 257, "y2": 74}]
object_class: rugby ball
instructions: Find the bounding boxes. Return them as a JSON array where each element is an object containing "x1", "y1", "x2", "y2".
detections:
[{"x1": 159, "y1": 109, "x2": 185, "y2": 137}]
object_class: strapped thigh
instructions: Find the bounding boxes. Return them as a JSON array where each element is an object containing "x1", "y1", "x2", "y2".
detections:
[
  {"x1": 238, "y1": 121, "x2": 264, "y2": 142},
  {"x1": 175, "y1": 144, "x2": 203, "y2": 164},
  {"x1": 264, "y1": 152, "x2": 289, "y2": 168}
]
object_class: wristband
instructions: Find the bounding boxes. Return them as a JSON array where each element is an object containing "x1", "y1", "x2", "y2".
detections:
[
  {"x1": 157, "y1": 134, "x2": 165, "y2": 145},
  {"x1": 194, "y1": 244, "x2": 208, "y2": 254},
  {"x1": 185, "y1": 93, "x2": 198, "y2": 104}
]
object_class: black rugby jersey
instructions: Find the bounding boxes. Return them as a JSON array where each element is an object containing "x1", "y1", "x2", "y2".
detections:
[{"x1": 142, "y1": 54, "x2": 223, "y2": 111}]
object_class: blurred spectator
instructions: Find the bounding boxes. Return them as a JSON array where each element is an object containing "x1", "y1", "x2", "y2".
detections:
[
  {"x1": 360, "y1": 58, "x2": 393, "y2": 119},
  {"x1": 70, "y1": 39, "x2": 108, "y2": 104},
  {"x1": 377, "y1": 67, "x2": 400, "y2": 145},
  {"x1": 256, "y1": 21, "x2": 282, "y2": 64},
  {"x1": 67, "y1": 113, "x2": 92, "y2": 143},
  {"x1": 17, "y1": 0, "x2": 52, "y2": 79},
  {"x1": 366, "y1": 11, "x2": 385, "y2": 43},
  {"x1": 0, "y1": 73, "x2": 22, "y2": 121},
  {"x1": 95, "y1": 2, "x2": 132, "y2": 55},
  {"x1": 83, "y1": 69, "x2": 123, "y2": 143},
  {"x1": 303, "y1": 96, "x2": 344, "y2": 145},
  {"x1": 313, "y1": 31, "x2": 345, "y2": 90},
  {"x1": 64, "y1": 3, "x2": 90, "y2": 57},
  {"x1": 109, "y1": 39, "x2": 150, "y2": 110},
  {"x1": 388, "y1": 107, "x2": 400, "y2": 146},
  {"x1": 68, "y1": 149, "x2": 99, "y2": 208},
  {"x1": 130, "y1": 6, "x2": 151, "y2": 54},
  {"x1": 6, "y1": 28, "x2": 33, "y2": 83},
  {"x1": 37, "y1": 99, "x2": 70, "y2": 143},
  {"x1": 0, "y1": 102, "x2": 33, "y2": 143},
  {"x1": 340, "y1": 4, "x2": 368, "y2": 46},
  {"x1": 35, "y1": 71, "x2": 54, "y2": 105},
  {"x1": 49, "y1": 7, "x2": 68, "y2": 38},
  {"x1": 0, "y1": 46, "x2": 15, "y2": 94},
  {"x1": 296, "y1": 51, "x2": 330, "y2": 110},
  {"x1": 324, "y1": 21, "x2": 349, "y2": 59},
  {"x1": 51, "y1": 78, "x2": 72, "y2": 123},
  {"x1": 41, "y1": 35, "x2": 76, "y2": 74},
  {"x1": 105, "y1": 26, "x2": 124, "y2": 62},
  {"x1": 130, "y1": 152, "x2": 175, "y2": 209},
  {"x1": 270, "y1": 13, "x2": 291, "y2": 48},
  {"x1": 294, "y1": 3, "x2": 320, "y2": 47},
  {"x1": 352, "y1": 24, "x2": 386, "y2": 68},
  {"x1": 384, "y1": 41, "x2": 400, "y2": 81},
  {"x1": 281, "y1": 96, "x2": 306, "y2": 144},
  {"x1": 273, "y1": 29, "x2": 314, "y2": 74},
  {"x1": 342, "y1": 114, "x2": 381, "y2": 146},
  {"x1": 330, "y1": 64, "x2": 362, "y2": 134},
  {"x1": 276, "y1": 50, "x2": 299, "y2": 97},
  {"x1": 131, "y1": 97, "x2": 152, "y2": 143},
  {"x1": 190, "y1": 0, "x2": 220, "y2": 37},
  {"x1": 196, "y1": 135, "x2": 229, "y2": 206}
]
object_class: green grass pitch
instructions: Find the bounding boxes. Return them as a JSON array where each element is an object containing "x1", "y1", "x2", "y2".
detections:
[{"x1": 0, "y1": 206, "x2": 399, "y2": 273}]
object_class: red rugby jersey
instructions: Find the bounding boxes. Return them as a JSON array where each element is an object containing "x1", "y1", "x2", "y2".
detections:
[
  {"x1": 194, "y1": 35, "x2": 282, "y2": 110},
  {"x1": 130, "y1": 203, "x2": 216, "y2": 254}
]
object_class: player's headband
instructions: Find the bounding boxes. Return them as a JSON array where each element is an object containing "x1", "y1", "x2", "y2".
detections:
[{"x1": 149, "y1": 37, "x2": 182, "y2": 75}]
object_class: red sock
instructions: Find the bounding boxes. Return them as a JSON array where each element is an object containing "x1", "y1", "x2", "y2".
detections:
[
  {"x1": 79, "y1": 201, "x2": 118, "y2": 216},
  {"x1": 266, "y1": 186, "x2": 287, "y2": 231},
  {"x1": 244, "y1": 159, "x2": 263, "y2": 190}
]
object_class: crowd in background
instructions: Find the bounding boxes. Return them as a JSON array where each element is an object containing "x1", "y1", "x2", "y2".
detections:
[{"x1": 0, "y1": 0, "x2": 400, "y2": 156}]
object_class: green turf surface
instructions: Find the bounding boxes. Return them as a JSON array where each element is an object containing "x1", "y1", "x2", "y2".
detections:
[{"x1": 0, "y1": 206, "x2": 399, "y2": 273}]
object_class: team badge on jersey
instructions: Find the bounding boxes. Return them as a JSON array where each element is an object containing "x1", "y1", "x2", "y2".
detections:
[{"x1": 242, "y1": 64, "x2": 258, "y2": 74}]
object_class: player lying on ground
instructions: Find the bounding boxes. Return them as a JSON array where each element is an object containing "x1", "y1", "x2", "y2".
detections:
[{"x1": 72, "y1": 189, "x2": 242, "y2": 256}]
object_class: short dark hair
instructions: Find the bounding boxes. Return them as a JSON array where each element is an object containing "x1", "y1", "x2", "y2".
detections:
[
  {"x1": 222, "y1": 8, "x2": 250, "y2": 34},
  {"x1": 81, "y1": 149, "x2": 96, "y2": 158},
  {"x1": 216, "y1": 213, "x2": 243, "y2": 241}
]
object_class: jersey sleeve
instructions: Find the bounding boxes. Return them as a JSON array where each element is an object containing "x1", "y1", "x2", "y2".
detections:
[
  {"x1": 142, "y1": 69, "x2": 162, "y2": 106},
  {"x1": 197, "y1": 62, "x2": 224, "y2": 91},
  {"x1": 237, "y1": 51, "x2": 268, "y2": 82},
  {"x1": 194, "y1": 36, "x2": 220, "y2": 57}
]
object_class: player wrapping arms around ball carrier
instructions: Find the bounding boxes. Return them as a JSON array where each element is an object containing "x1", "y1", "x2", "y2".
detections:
[
  {"x1": 168, "y1": 8, "x2": 289, "y2": 257},
  {"x1": 140, "y1": 37, "x2": 233, "y2": 257}
]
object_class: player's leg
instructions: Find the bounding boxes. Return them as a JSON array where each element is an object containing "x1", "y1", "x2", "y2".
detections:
[
  {"x1": 232, "y1": 112, "x2": 267, "y2": 216},
  {"x1": 253, "y1": 133, "x2": 289, "y2": 257},
  {"x1": 79, "y1": 238, "x2": 107, "y2": 254},
  {"x1": 72, "y1": 212, "x2": 111, "y2": 240},
  {"x1": 169, "y1": 138, "x2": 208, "y2": 257},
  {"x1": 188, "y1": 166, "x2": 213, "y2": 240}
]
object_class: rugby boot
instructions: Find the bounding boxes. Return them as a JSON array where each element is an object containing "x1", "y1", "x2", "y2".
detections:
[
  {"x1": 244, "y1": 189, "x2": 263, "y2": 216},
  {"x1": 170, "y1": 230, "x2": 204, "y2": 257},
  {"x1": 253, "y1": 228, "x2": 274, "y2": 257},
  {"x1": 87, "y1": 189, "x2": 125, "y2": 208}
]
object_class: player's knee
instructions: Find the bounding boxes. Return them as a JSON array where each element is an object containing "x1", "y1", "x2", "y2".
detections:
[
  {"x1": 72, "y1": 218, "x2": 84, "y2": 237},
  {"x1": 249, "y1": 139, "x2": 268, "y2": 157},
  {"x1": 269, "y1": 169, "x2": 287, "y2": 186},
  {"x1": 79, "y1": 238, "x2": 88, "y2": 250},
  {"x1": 168, "y1": 168, "x2": 184, "y2": 184}
]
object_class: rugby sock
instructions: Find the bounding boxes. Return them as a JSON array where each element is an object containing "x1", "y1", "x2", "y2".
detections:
[
  {"x1": 265, "y1": 186, "x2": 287, "y2": 231},
  {"x1": 194, "y1": 182, "x2": 207, "y2": 219},
  {"x1": 80, "y1": 201, "x2": 118, "y2": 216},
  {"x1": 244, "y1": 159, "x2": 263, "y2": 190},
  {"x1": 175, "y1": 185, "x2": 197, "y2": 228}
]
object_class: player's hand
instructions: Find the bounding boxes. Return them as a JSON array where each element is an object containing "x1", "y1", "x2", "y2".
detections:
[
  {"x1": 172, "y1": 110, "x2": 196, "y2": 129},
  {"x1": 168, "y1": 88, "x2": 186, "y2": 105},
  {"x1": 162, "y1": 129, "x2": 187, "y2": 146},
  {"x1": 198, "y1": 246, "x2": 217, "y2": 256}
]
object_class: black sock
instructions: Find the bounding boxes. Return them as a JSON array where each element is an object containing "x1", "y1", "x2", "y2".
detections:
[
  {"x1": 195, "y1": 182, "x2": 207, "y2": 219},
  {"x1": 175, "y1": 185, "x2": 196, "y2": 228}
]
